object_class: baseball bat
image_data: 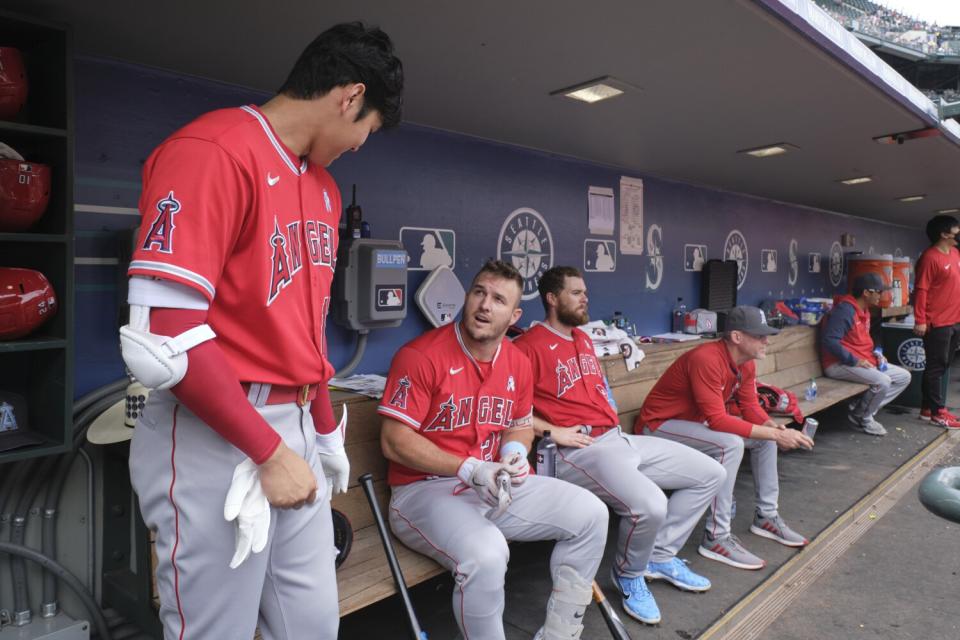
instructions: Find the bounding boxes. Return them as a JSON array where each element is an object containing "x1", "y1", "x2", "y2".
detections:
[
  {"x1": 593, "y1": 581, "x2": 633, "y2": 640},
  {"x1": 359, "y1": 473, "x2": 428, "y2": 640}
]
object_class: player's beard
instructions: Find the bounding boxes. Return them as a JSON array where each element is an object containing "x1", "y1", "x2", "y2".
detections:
[{"x1": 556, "y1": 300, "x2": 589, "y2": 328}]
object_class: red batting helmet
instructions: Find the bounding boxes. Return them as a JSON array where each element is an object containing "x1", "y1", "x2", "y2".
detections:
[
  {"x1": 0, "y1": 268, "x2": 57, "y2": 340},
  {"x1": 0, "y1": 48, "x2": 27, "y2": 120},
  {"x1": 0, "y1": 159, "x2": 51, "y2": 231}
]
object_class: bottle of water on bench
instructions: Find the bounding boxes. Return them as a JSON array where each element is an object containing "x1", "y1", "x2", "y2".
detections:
[
  {"x1": 805, "y1": 378, "x2": 818, "y2": 402},
  {"x1": 536, "y1": 431, "x2": 557, "y2": 478}
]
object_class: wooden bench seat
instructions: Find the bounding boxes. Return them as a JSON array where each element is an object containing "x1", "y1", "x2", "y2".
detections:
[{"x1": 331, "y1": 325, "x2": 870, "y2": 616}]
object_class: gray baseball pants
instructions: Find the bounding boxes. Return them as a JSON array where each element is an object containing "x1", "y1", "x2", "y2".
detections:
[
  {"x1": 556, "y1": 428, "x2": 725, "y2": 576},
  {"x1": 130, "y1": 390, "x2": 338, "y2": 640},
  {"x1": 646, "y1": 420, "x2": 779, "y2": 540},
  {"x1": 389, "y1": 474, "x2": 608, "y2": 640},
  {"x1": 824, "y1": 362, "x2": 911, "y2": 420}
]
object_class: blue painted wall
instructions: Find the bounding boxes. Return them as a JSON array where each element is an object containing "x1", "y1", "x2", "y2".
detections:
[{"x1": 73, "y1": 57, "x2": 926, "y2": 395}]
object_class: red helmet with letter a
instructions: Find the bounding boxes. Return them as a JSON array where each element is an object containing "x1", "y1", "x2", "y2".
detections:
[
  {"x1": 0, "y1": 47, "x2": 28, "y2": 120},
  {"x1": 0, "y1": 159, "x2": 51, "y2": 231},
  {"x1": 0, "y1": 268, "x2": 58, "y2": 340}
]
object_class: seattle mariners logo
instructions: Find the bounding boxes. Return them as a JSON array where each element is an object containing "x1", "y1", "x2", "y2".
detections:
[
  {"x1": 897, "y1": 338, "x2": 925, "y2": 371},
  {"x1": 142, "y1": 191, "x2": 181, "y2": 254},
  {"x1": 829, "y1": 242, "x2": 844, "y2": 287},
  {"x1": 645, "y1": 224, "x2": 663, "y2": 291},
  {"x1": 788, "y1": 238, "x2": 799, "y2": 286},
  {"x1": 498, "y1": 208, "x2": 553, "y2": 300},
  {"x1": 724, "y1": 229, "x2": 748, "y2": 289},
  {"x1": 0, "y1": 402, "x2": 17, "y2": 432}
]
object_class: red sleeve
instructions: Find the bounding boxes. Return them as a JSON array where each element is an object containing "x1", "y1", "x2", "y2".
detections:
[
  {"x1": 913, "y1": 253, "x2": 935, "y2": 325},
  {"x1": 687, "y1": 351, "x2": 754, "y2": 438},
  {"x1": 310, "y1": 384, "x2": 337, "y2": 435},
  {"x1": 377, "y1": 346, "x2": 435, "y2": 430},
  {"x1": 150, "y1": 308, "x2": 281, "y2": 464},
  {"x1": 510, "y1": 354, "x2": 534, "y2": 428},
  {"x1": 737, "y1": 362, "x2": 772, "y2": 425},
  {"x1": 129, "y1": 139, "x2": 248, "y2": 302}
]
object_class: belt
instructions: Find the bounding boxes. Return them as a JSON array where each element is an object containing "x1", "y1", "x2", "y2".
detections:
[{"x1": 241, "y1": 382, "x2": 320, "y2": 407}]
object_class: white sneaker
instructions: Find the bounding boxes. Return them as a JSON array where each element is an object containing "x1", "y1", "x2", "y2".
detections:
[{"x1": 860, "y1": 416, "x2": 887, "y2": 436}]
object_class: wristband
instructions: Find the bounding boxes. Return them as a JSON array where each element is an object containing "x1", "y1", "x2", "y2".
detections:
[{"x1": 499, "y1": 441, "x2": 528, "y2": 460}]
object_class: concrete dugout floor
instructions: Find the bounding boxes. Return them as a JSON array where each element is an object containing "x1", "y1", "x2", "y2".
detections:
[{"x1": 339, "y1": 389, "x2": 957, "y2": 639}]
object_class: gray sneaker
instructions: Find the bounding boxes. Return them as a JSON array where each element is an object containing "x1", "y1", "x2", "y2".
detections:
[
  {"x1": 698, "y1": 532, "x2": 766, "y2": 570},
  {"x1": 860, "y1": 416, "x2": 888, "y2": 436},
  {"x1": 750, "y1": 512, "x2": 809, "y2": 547}
]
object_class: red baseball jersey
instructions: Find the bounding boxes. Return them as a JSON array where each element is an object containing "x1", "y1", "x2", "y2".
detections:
[
  {"x1": 513, "y1": 323, "x2": 618, "y2": 435},
  {"x1": 128, "y1": 105, "x2": 339, "y2": 386},
  {"x1": 638, "y1": 340, "x2": 770, "y2": 438},
  {"x1": 913, "y1": 245, "x2": 960, "y2": 327},
  {"x1": 378, "y1": 323, "x2": 534, "y2": 486}
]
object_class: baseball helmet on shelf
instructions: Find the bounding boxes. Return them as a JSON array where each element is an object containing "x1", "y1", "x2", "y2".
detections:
[
  {"x1": 0, "y1": 159, "x2": 51, "y2": 231},
  {"x1": 0, "y1": 48, "x2": 27, "y2": 120},
  {"x1": 0, "y1": 268, "x2": 57, "y2": 340}
]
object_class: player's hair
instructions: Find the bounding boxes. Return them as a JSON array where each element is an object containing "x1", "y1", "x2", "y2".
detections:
[
  {"x1": 279, "y1": 22, "x2": 404, "y2": 128},
  {"x1": 925, "y1": 214, "x2": 960, "y2": 244},
  {"x1": 537, "y1": 266, "x2": 583, "y2": 313},
  {"x1": 472, "y1": 260, "x2": 523, "y2": 298}
]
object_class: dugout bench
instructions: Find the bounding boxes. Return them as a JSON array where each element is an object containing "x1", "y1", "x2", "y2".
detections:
[{"x1": 331, "y1": 324, "x2": 871, "y2": 615}]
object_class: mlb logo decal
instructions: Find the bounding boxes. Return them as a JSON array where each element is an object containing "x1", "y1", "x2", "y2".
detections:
[{"x1": 376, "y1": 286, "x2": 405, "y2": 311}]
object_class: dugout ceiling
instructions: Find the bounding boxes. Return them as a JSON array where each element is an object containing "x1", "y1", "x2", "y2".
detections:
[{"x1": 7, "y1": 0, "x2": 960, "y2": 227}]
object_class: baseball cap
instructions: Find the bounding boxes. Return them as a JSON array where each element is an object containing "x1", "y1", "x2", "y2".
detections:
[
  {"x1": 725, "y1": 305, "x2": 780, "y2": 336},
  {"x1": 852, "y1": 272, "x2": 890, "y2": 293}
]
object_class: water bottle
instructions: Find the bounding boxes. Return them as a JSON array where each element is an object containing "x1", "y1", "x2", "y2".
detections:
[
  {"x1": 804, "y1": 378, "x2": 818, "y2": 402},
  {"x1": 873, "y1": 347, "x2": 888, "y2": 372},
  {"x1": 672, "y1": 297, "x2": 687, "y2": 333},
  {"x1": 536, "y1": 431, "x2": 557, "y2": 478}
]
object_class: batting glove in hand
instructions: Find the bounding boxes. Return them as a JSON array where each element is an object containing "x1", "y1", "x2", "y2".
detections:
[
  {"x1": 498, "y1": 441, "x2": 530, "y2": 486},
  {"x1": 456, "y1": 457, "x2": 511, "y2": 507},
  {"x1": 224, "y1": 458, "x2": 271, "y2": 569},
  {"x1": 316, "y1": 403, "x2": 350, "y2": 501}
]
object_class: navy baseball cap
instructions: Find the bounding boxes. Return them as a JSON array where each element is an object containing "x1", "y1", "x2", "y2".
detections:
[
  {"x1": 725, "y1": 305, "x2": 780, "y2": 336},
  {"x1": 853, "y1": 272, "x2": 890, "y2": 292}
]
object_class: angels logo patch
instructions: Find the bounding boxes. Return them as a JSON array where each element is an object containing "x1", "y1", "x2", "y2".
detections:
[
  {"x1": 142, "y1": 191, "x2": 181, "y2": 254},
  {"x1": 388, "y1": 376, "x2": 411, "y2": 409}
]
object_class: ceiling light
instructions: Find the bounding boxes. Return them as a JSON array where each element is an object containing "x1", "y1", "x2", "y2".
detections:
[
  {"x1": 551, "y1": 76, "x2": 633, "y2": 104},
  {"x1": 839, "y1": 176, "x2": 873, "y2": 185},
  {"x1": 898, "y1": 194, "x2": 926, "y2": 202},
  {"x1": 937, "y1": 208, "x2": 960, "y2": 214},
  {"x1": 738, "y1": 143, "x2": 798, "y2": 158}
]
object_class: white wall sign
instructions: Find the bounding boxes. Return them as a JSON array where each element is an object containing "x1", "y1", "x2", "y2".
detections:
[
  {"x1": 584, "y1": 239, "x2": 616, "y2": 272},
  {"x1": 808, "y1": 252, "x2": 822, "y2": 273},
  {"x1": 684, "y1": 244, "x2": 707, "y2": 272},
  {"x1": 399, "y1": 227, "x2": 456, "y2": 271},
  {"x1": 619, "y1": 177, "x2": 644, "y2": 255},
  {"x1": 761, "y1": 249, "x2": 777, "y2": 273}
]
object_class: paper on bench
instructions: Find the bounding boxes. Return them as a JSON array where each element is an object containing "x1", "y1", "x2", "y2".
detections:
[{"x1": 328, "y1": 374, "x2": 387, "y2": 399}]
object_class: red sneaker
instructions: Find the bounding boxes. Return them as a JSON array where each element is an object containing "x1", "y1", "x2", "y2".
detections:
[
  {"x1": 920, "y1": 408, "x2": 932, "y2": 421},
  {"x1": 931, "y1": 409, "x2": 960, "y2": 429}
]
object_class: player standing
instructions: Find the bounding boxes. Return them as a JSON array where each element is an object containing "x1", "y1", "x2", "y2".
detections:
[
  {"x1": 913, "y1": 214, "x2": 960, "y2": 428},
  {"x1": 121, "y1": 23, "x2": 402, "y2": 640},
  {"x1": 638, "y1": 306, "x2": 813, "y2": 571},
  {"x1": 514, "y1": 267, "x2": 725, "y2": 625},
  {"x1": 379, "y1": 261, "x2": 609, "y2": 640}
]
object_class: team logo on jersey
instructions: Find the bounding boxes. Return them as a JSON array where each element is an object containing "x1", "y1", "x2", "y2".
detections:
[
  {"x1": 388, "y1": 376, "x2": 411, "y2": 409},
  {"x1": 424, "y1": 395, "x2": 458, "y2": 432},
  {"x1": 142, "y1": 191, "x2": 181, "y2": 254},
  {"x1": 497, "y1": 208, "x2": 554, "y2": 300},
  {"x1": 507, "y1": 376, "x2": 515, "y2": 392},
  {"x1": 323, "y1": 189, "x2": 332, "y2": 213},
  {"x1": 556, "y1": 360, "x2": 575, "y2": 398},
  {"x1": 267, "y1": 218, "x2": 294, "y2": 306}
]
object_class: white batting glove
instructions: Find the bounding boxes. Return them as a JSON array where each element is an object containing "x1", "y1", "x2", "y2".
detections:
[
  {"x1": 498, "y1": 441, "x2": 530, "y2": 486},
  {"x1": 316, "y1": 403, "x2": 349, "y2": 501},
  {"x1": 224, "y1": 458, "x2": 271, "y2": 569},
  {"x1": 456, "y1": 457, "x2": 511, "y2": 507}
]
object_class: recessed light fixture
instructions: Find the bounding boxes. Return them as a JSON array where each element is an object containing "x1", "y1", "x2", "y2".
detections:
[
  {"x1": 738, "y1": 143, "x2": 798, "y2": 158},
  {"x1": 839, "y1": 176, "x2": 873, "y2": 185},
  {"x1": 898, "y1": 194, "x2": 926, "y2": 202},
  {"x1": 937, "y1": 208, "x2": 960, "y2": 214},
  {"x1": 551, "y1": 76, "x2": 633, "y2": 104}
]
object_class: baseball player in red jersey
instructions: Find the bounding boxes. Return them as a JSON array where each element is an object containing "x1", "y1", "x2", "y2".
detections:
[
  {"x1": 120, "y1": 24, "x2": 402, "y2": 640},
  {"x1": 638, "y1": 306, "x2": 813, "y2": 572},
  {"x1": 379, "y1": 261, "x2": 609, "y2": 640},
  {"x1": 514, "y1": 267, "x2": 725, "y2": 625},
  {"x1": 913, "y1": 214, "x2": 960, "y2": 428}
]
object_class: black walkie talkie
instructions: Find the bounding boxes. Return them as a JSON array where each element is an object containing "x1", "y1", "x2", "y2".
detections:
[{"x1": 344, "y1": 184, "x2": 363, "y2": 240}]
